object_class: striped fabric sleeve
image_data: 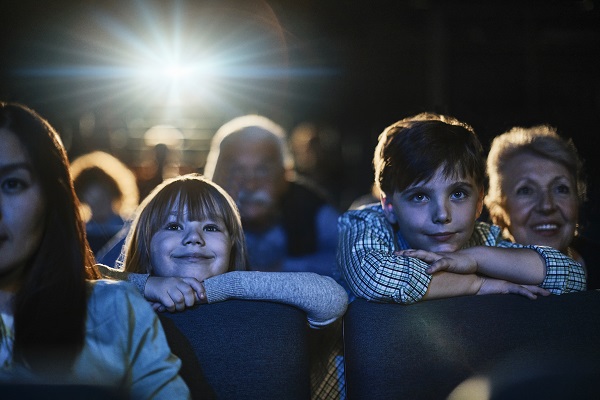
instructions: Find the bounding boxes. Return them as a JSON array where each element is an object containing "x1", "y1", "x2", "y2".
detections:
[
  {"x1": 496, "y1": 242, "x2": 587, "y2": 293},
  {"x1": 337, "y1": 206, "x2": 432, "y2": 304}
]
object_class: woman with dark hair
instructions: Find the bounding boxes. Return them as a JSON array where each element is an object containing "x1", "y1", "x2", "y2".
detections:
[{"x1": 0, "y1": 102, "x2": 189, "y2": 398}]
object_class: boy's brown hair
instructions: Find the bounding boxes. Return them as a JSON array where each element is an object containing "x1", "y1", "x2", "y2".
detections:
[{"x1": 374, "y1": 112, "x2": 485, "y2": 197}]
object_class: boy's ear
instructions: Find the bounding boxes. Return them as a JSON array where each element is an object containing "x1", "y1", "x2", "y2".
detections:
[
  {"x1": 381, "y1": 194, "x2": 398, "y2": 225},
  {"x1": 476, "y1": 188, "x2": 484, "y2": 218}
]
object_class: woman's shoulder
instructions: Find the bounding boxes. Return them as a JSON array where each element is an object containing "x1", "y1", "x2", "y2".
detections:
[
  {"x1": 86, "y1": 279, "x2": 148, "y2": 314},
  {"x1": 84, "y1": 280, "x2": 156, "y2": 339},
  {"x1": 87, "y1": 278, "x2": 137, "y2": 295}
]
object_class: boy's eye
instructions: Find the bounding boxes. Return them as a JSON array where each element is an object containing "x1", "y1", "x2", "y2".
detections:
[
  {"x1": 1, "y1": 178, "x2": 28, "y2": 194},
  {"x1": 451, "y1": 190, "x2": 468, "y2": 200},
  {"x1": 410, "y1": 193, "x2": 428, "y2": 203}
]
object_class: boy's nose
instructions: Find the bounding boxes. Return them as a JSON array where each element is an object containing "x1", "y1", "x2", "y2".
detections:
[{"x1": 432, "y1": 201, "x2": 451, "y2": 224}]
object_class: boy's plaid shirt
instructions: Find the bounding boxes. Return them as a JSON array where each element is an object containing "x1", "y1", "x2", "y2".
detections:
[{"x1": 337, "y1": 204, "x2": 586, "y2": 304}]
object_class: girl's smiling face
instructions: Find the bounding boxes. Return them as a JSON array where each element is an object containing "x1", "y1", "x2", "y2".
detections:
[
  {"x1": 149, "y1": 202, "x2": 232, "y2": 281},
  {"x1": 0, "y1": 129, "x2": 46, "y2": 291},
  {"x1": 382, "y1": 166, "x2": 483, "y2": 253}
]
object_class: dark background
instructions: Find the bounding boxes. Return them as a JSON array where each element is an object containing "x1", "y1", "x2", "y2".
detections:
[{"x1": 1, "y1": 0, "x2": 599, "y2": 235}]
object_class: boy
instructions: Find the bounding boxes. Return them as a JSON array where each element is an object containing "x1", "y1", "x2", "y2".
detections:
[{"x1": 337, "y1": 113, "x2": 586, "y2": 304}]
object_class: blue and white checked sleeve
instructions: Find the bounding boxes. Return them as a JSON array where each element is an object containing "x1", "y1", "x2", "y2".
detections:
[
  {"x1": 337, "y1": 206, "x2": 432, "y2": 304},
  {"x1": 497, "y1": 241, "x2": 587, "y2": 293}
]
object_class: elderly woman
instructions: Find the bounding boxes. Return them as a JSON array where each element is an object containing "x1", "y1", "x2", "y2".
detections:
[{"x1": 485, "y1": 124, "x2": 597, "y2": 289}]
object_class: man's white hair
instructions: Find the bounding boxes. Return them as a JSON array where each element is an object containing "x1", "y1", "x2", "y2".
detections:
[{"x1": 203, "y1": 114, "x2": 294, "y2": 179}]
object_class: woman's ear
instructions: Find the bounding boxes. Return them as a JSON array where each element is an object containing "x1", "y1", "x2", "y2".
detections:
[{"x1": 381, "y1": 194, "x2": 398, "y2": 225}]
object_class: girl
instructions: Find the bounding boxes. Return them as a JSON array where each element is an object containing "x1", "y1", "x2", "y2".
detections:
[
  {"x1": 100, "y1": 173, "x2": 348, "y2": 329},
  {"x1": 0, "y1": 102, "x2": 189, "y2": 398}
]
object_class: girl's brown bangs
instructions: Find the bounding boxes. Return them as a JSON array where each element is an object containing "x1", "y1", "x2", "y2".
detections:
[{"x1": 174, "y1": 182, "x2": 224, "y2": 223}]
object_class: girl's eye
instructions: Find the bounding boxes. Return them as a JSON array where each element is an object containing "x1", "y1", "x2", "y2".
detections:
[
  {"x1": 204, "y1": 224, "x2": 220, "y2": 232},
  {"x1": 165, "y1": 222, "x2": 183, "y2": 231},
  {"x1": 1, "y1": 178, "x2": 28, "y2": 194}
]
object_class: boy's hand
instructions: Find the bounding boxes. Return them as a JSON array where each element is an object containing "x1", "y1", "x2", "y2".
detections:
[
  {"x1": 477, "y1": 278, "x2": 551, "y2": 300},
  {"x1": 145, "y1": 276, "x2": 207, "y2": 312},
  {"x1": 396, "y1": 249, "x2": 477, "y2": 275}
]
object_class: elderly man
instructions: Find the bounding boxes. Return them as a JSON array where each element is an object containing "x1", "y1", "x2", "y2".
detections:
[{"x1": 203, "y1": 115, "x2": 339, "y2": 276}]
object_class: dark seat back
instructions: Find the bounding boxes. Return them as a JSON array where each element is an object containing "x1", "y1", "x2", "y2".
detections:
[
  {"x1": 343, "y1": 291, "x2": 600, "y2": 400},
  {"x1": 160, "y1": 300, "x2": 311, "y2": 400},
  {"x1": 0, "y1": 384, "x2": 127, "y2": 400}
]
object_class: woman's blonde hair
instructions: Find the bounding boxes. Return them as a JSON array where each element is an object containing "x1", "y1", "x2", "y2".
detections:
[
  {"x1": 71, "y1": 151, "x2": 139, "y2": 222},
  {"x1": 123, "y1": 173, "x2": 247, "y2": 274},
  {"x1": 485, "y1": 124, "x2": 586, "y2": 229}
]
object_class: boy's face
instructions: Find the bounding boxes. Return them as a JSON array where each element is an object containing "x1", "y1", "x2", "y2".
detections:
[{"x1": 382, "y1": 166, "x2": 484, "y2": 253}]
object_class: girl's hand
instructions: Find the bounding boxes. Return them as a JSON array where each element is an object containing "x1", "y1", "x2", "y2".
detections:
[
  {"x1": 145, "y1": 276, "x2": 206, "y2": 312},
  {"x1": 396, "y1": 249, "x2": 478, "y2": 275}
]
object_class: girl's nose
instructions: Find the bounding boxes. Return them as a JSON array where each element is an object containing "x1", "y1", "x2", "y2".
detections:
[{"x1": 183, "y1": 225, "x2": 205, "y2": 246}]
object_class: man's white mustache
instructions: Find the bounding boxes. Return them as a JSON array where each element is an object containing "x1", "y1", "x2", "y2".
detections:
[{"x1": 236, "y1": 190, "x2": 273, "y2": 206}]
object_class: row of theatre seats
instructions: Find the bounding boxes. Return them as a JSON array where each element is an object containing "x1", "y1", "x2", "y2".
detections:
[
  {"x1": 4, "y1": 290, "x2": 599, "y2": 399},
  {"x1": 161, "y1": 289, "x2": 600, "y2": 400}
]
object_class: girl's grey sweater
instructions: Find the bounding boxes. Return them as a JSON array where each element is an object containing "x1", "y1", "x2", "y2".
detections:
[{"x1": 97, "y1": 265, "x2": 348, "y2": 328}]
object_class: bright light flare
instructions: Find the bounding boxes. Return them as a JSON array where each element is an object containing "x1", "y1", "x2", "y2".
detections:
[
  {"x1": 138, "y1": 62, "x2": 194, "y2": 82},
  {"x1": 163, "y1": 63, "x2": 191, "y2": 79},
  {"x1": 9, "y1": 1, "x2": 336, "y2": 115},
  {"x1": 130, "y1": 57, "x2": 222, "y2": 106}
]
